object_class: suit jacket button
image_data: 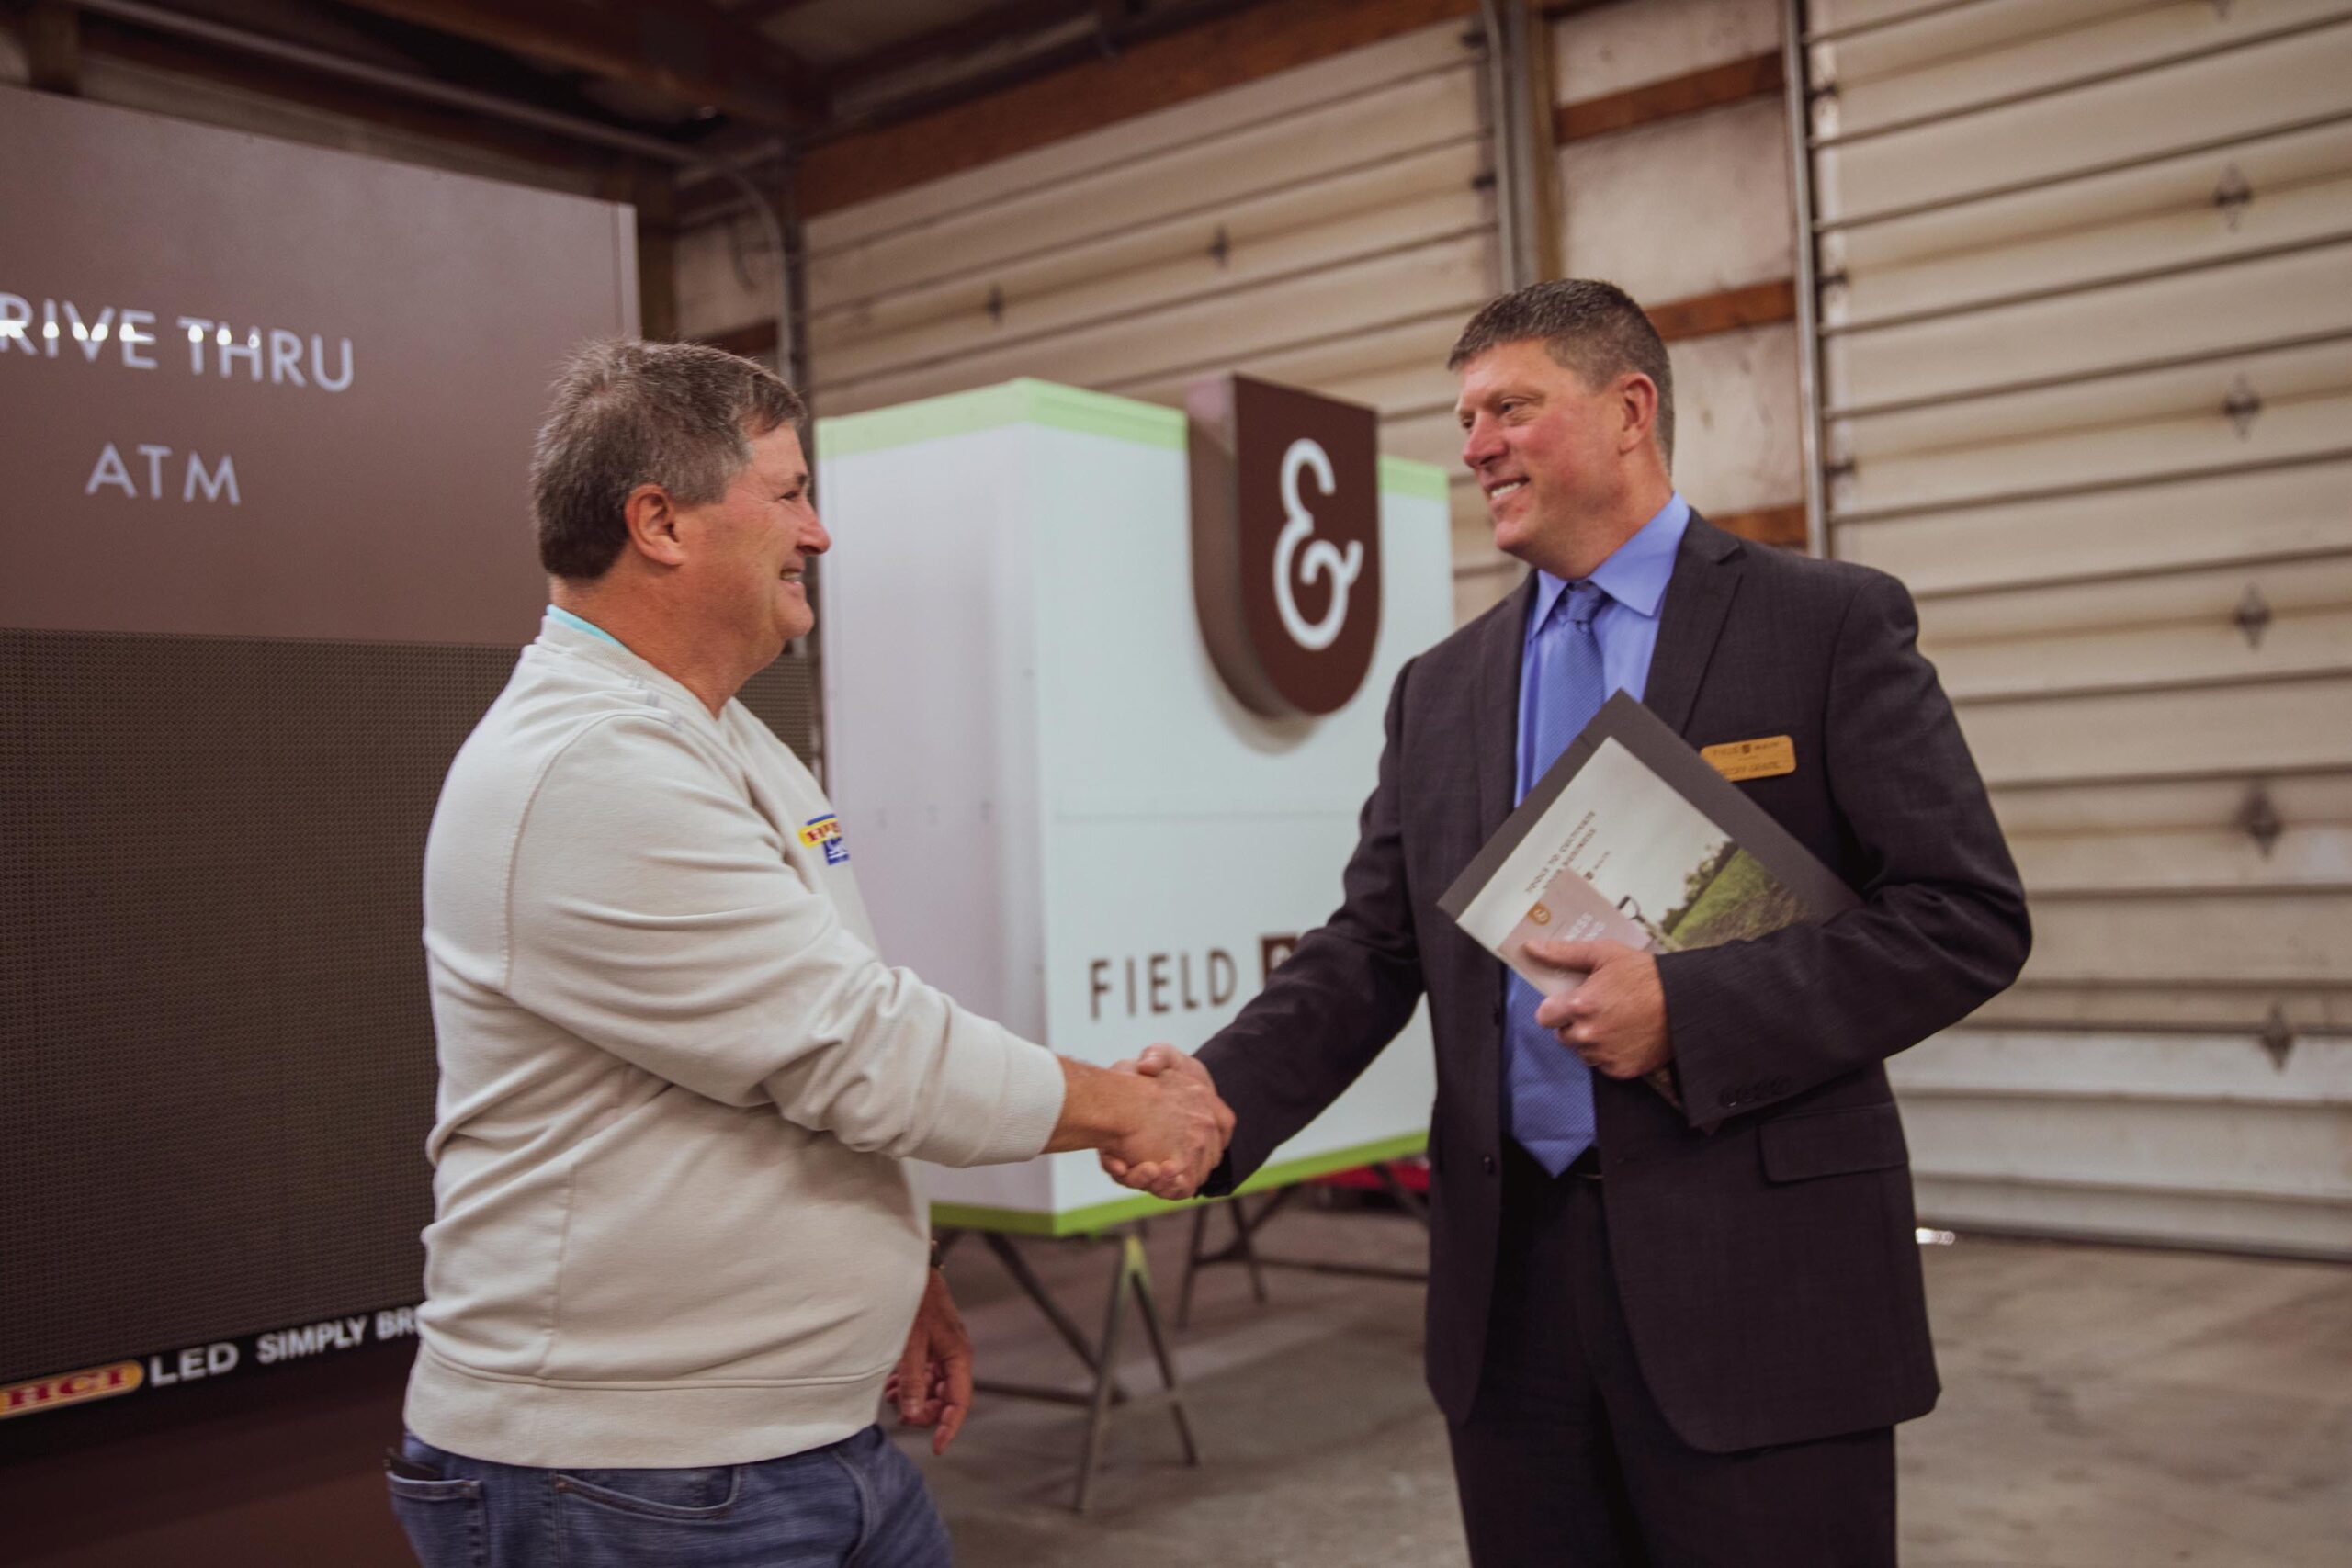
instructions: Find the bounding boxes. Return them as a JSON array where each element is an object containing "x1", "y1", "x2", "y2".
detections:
[{"x1": 1481, "y1": 1154, "x2": 1497, "y2": 1176}]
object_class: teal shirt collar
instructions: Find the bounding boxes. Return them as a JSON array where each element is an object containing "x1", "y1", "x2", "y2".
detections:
[{"x1": 547, "y1": 604, "x2": 624, "y2": 649}]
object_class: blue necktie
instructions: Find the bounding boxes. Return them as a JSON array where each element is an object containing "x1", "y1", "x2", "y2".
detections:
[{"x1": 1505, "y1": 581, "x2": 1609, "y2": 1175}]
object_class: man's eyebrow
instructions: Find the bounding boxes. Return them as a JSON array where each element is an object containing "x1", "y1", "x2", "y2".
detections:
[{"x1": 1455, "y1": 385, "x2": 1531, "y2": 417}]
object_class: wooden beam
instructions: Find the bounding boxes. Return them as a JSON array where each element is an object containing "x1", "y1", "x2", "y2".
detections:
[
  {"x1": 1513, "y1": 0, "x2": 1562, "y2": 283},
  {"x1": 831, "y1": 0, "x2": 1098, "y2": 94},
  {"x1": 730, "y1": 0, "x2": 830, "y2": 27},
  {"x1": 1647, "y1": 279, "x2": 1795, "y2": 342},
  {"x1": 700, "y1": 320, "x2": 780, "y2": 360},
  {"x1": 331, "y1": 0, "x2": 826, "y2": 132},
  {"x1": 605, "y1": 161, "x2": 681, "y2": 340},
  {"x1": 1555, "y1": 50, "x2": 1781, "y2": 142},
  {"x1": 797, "y1": 0, "x2": 1479, "y2": 218},
  {"x1": 323, "y1": 5, "x2": 664, "y2": 133},
  {"x1": 699, "y1": 286, "x2": 1795, "y2": 403},
  {"x1": 76, "y1": 14, "x2": 617, "y2": 186},
  {"x1": 1710, "y1": 503, "x2": 1808, "y2": 550},
  {"x1": 25, "y1": 1, "x2": 83, "y2": 95}
]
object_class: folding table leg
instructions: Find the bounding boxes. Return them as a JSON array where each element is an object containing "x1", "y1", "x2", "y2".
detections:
[
  {"x1": 1128, "y1": 1231, "x2": 1201, "y2": 1468},
  {"x1": 1072, "y1": 1235, "x2": 1136, "y2": 1514}
]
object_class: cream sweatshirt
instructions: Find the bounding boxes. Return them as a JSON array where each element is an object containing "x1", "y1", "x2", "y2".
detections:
[{"x1": 404, "y1": 615, "x2": 1065, "y2": 1468}]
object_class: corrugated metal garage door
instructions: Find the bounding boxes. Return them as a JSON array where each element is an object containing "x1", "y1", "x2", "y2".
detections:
[
  {"x1": 1804, "y1": 0, "x2": 2352, "y2": 1257},
  {"x1": 794, "y1": 20, "x2": 1499, "y2": 623}
]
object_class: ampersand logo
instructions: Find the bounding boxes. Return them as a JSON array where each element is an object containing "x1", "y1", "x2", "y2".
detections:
[{"x1": 1187, "y1": 375, "x2": 1382, "y2": 716}]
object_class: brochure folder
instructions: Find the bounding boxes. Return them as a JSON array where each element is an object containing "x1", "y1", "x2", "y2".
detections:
[{"x1": 1438, "y1": 692, "x2": 1860, "y2": 1114}]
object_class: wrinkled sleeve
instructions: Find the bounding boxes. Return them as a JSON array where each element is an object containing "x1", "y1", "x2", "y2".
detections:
[{"x1": 502, "y1": 715, "x2": 1065, "y2": 1168}]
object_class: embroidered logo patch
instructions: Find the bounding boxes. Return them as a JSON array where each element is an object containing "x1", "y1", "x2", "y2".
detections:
[{"x1": 798, "y1": 814, "x2": 849, "y2": 865}]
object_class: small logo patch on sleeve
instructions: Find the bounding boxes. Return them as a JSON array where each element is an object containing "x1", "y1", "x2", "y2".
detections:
[{"x1": 798, "y1": 814, "x2": 850, "y2": 865}]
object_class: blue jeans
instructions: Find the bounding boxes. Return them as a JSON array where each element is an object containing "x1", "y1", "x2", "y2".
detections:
[{"x1": 386, "y1": 1426, "x2": 953, "y2": 1568}]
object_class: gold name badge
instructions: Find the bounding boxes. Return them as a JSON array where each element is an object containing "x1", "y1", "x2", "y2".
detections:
[{"x1": 1702, "y1": 735, "x2": 1796, "y2": 782}]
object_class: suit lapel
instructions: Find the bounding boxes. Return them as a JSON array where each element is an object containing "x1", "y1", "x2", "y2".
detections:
[
  {"x1": 1644, "y1": 513, "x2": 1745, "y2": 738},
  {"x1": 1474, "y1": 573, "x2": 1537, "y2": 838}
]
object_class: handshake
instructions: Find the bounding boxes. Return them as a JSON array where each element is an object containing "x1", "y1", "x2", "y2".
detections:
[{"x1": 1051, "y1": 1046, "x2": 1235, "y2": 1201}]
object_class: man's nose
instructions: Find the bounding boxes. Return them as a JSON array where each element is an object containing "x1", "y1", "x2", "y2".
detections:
[
  {"x1": 1461, "y1": 418, "x2": 1502, "y2": 469},
  {"x1": 801, "y1": 513, "x2": 831, "y2": 557}
]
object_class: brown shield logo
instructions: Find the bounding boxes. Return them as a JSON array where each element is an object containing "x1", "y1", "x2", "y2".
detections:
[{"x1": 1187, "y1": 375, "x2": 1382, "y2": 716}]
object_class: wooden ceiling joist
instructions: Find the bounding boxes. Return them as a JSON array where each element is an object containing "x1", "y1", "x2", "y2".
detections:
[
  {"x1": 74, "y1": 11, "x2": 618, "y2": 181},
  {"x1": 1555, "y1": 51, "x2": 1784, "y2": 143},
  {"x1": 728, "y1": 0, "x2": 832, "y2": 28},
  {"x1": 331, "y1": 0, "x2": 826, "y2": 132},
  {"x1": 830, "y1": 0, "x2": 1102, "y2": 95},
  {"x1": 1646, "y1": 279, "x2": 1796, "y2": 343},
  {"x1": 24, "y1": 1, "x2": 83, "y2": 95},
  {"x1": 794, "y1": 0, "x2": 1478, "y2": 217}
]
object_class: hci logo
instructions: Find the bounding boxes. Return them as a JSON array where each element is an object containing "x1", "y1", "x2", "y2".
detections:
[{"x1": 1186, "y1": 375, "x2": 1382, "y2": 716}]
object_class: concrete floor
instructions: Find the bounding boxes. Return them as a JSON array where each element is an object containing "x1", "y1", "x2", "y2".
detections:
[
  {"x1": 8, "y1": 1201, "x2": 2341, "y2": 1566},
  {"x1": 914, "y1": 1200, "x2": 2352, "y2": 1568}
]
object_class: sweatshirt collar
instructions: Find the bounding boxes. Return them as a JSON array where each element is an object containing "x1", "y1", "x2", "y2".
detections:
[{"x1": 536, "y1": 610, "x2": 726, "y2": 730}]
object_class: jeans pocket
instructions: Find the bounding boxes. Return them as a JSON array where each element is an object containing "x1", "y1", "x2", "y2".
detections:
[
  {"x1": 553, "y1": 1464, "x2": 742, "y2": 1521},
  {"x1": 386, "y1": 1470, "x2": 486, "y2": 1568},
  {"x1": 557, "y1": 1455, "x2": 861, "y2": 1567}
]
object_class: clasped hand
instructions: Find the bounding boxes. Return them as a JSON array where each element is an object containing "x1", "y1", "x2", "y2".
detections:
[
  {"x1": 1100, "y1": 1045, "x2": 1234, "y2": 1201},
  {"x1": 1521, "y1": 938, "x2": 1672, "y2": 1080}
]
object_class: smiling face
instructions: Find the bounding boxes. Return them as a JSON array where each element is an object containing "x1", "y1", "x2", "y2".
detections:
[
  {"x1": 674, "y1": 421, "x2": 828, "y2": 665},
  {"x1": 1454, "y1": 338, "x2": 1659, "y2": 580}
]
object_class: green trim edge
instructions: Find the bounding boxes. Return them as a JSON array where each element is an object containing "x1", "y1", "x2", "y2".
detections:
[
  {"x1": 1378, "y1": 455, "x2": 1449, "y2": 502},
  {"x1": 817, "y1": 385, "x2": 1453, "y2": 499},
  {"x1": 818, "y1": 378, "x2": 1183, "y2": 457},
  {"x1": 928, "y1": 1131, "x2": 1429, "y2": 1237}
]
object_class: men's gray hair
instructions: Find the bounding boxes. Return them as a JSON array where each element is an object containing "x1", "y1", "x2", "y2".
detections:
[
  {"x1": 531, "y1": 338, "x2": 807, "y2": 581},
  {"x1": 1446, "y1": 280, "x2": 1675, "y2": 468}
]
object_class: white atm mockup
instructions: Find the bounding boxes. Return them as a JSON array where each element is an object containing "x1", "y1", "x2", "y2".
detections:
[{"x1": 818, "y1": 378, "x2": 1453, "y2": 1234}]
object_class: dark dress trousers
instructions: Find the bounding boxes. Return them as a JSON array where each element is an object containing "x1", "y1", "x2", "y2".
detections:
[{"x1": 1198, "y1": 514, "x2": 2031, "y2": 1459}]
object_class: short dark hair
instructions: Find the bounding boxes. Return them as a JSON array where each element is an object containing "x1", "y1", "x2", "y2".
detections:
[
  {"x1": 1447, "y1": 280, "x2": 1675, "y2": 467},
  {"x1": 530, "y1": 338, "x2": 807, "y2": 581}
]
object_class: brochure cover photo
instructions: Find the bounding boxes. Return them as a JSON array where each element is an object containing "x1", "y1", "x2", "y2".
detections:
[{"x1": 1439, "y1": 693, "x2": 1860, "y2": 1076}]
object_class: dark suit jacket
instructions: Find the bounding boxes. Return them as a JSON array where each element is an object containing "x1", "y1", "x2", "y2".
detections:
[{"x1": 1198, "y1": 514, "x2": 2030, "y2": 1454}]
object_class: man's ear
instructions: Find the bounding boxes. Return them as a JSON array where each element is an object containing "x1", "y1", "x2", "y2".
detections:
[
  {"x1": 1616, "y1": 374, "x2": 1659, "y2": 457},
  {"x1": 621, "y1": 482, "x2": 687, "y2": 567}
]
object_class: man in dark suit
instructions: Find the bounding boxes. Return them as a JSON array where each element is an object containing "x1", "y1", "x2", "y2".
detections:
[{"x1": 1114, "y1": 280, "x2": 2030, "y2": 1564}]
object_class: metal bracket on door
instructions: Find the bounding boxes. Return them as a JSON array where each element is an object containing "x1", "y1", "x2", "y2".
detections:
[
  {"x1": 2232, "y1": 583, "x2": 2273, "y2": 649},
  {"x1": 2259, "y1": 1002, "x2": 2295, "y2": 1070},
  {"x1": 2234, "y1": 783, "x2": 2283, "y2": 855},
  {"x1": 2222, "y1": 375, "x2": 2263, "y2": 438},
  {"x1": 2211, "y1": 163, "x2": 2253, "y2": 231}
]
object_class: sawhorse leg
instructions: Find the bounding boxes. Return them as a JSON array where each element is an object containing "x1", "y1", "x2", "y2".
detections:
[
  {"x1": 1176, "y1": 1163, "x2": 1430, "y2": 1325},
  {"x1": 1076, "y1": 1227, "x2": 1199, "y2": 1511},
  {"x1": 1179, "y1": 1185, "x2": 1295, "y2": 1328},
  {"x1": 943, "y1": 1224, "x2": 1201, "y2": 1512}
]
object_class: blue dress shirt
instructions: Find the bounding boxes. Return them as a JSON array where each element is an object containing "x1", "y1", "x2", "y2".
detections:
[
  {"x1": 1513, "y1": 493, "x2": 1690, "y2": 801},
  {"x1": 1502, "y1": 493, "x2": 1690, "y2": 1164}
]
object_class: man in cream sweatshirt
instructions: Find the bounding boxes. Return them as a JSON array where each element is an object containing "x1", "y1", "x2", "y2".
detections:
[{"x1": 389, "y1": 340, "x2": 1228, "y2": 1567}]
